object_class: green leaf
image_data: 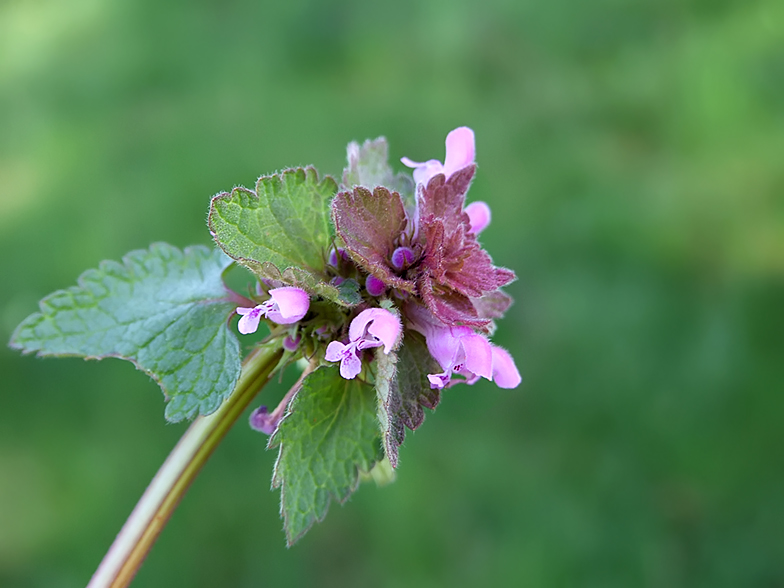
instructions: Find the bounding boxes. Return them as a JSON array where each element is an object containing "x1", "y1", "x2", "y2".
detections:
[
  {"x1": 271, "y1": 366, "x2": 381, "y2": 545},
  {"x1": 9, "y1": 243, "x2": 241, "y2": 422},
  {"x1": 342, "y1": 137, "x2": 415, "y2": 206},
  {"x1": 208, "y1": 167, "x2": 357, "y2": 306},
  {"x1": 376, "y1": 330, "x2": 441, "y2": 467},
  {"x1": 209, "y1": 167, "x2": 337, "y2": 278},
  {"x1": 374, "y1": 345, "x2": 401, "y2": 467}
]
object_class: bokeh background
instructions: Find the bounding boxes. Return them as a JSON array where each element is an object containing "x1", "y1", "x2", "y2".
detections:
[{"x1": 2, "y1": 0, "x2": 783, "y2": 586}]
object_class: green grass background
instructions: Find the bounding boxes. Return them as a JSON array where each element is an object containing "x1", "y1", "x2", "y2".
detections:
[{"x1": 1, "y1": 0, "x2": 783, "y2": 586}]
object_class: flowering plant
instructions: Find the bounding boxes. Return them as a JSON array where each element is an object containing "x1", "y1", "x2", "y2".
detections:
[{"x1": 9, "y1": 127, "x2": 520, "y2": 586}]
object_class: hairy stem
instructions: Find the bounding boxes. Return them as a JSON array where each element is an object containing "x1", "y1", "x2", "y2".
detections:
[{"x1": 87, "y1": 344, "x2": 284, "y2": 588}]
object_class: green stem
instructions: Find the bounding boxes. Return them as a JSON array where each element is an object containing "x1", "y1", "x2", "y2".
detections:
[{"x1": 87, "y1": 344, "x2": 284, "y2": 588}]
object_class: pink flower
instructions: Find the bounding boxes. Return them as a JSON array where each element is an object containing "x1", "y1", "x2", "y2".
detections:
[
  {"x1": 325, "y1": 308, "x2": 402, "y2": 379},
  {"x1": 235, "y1": 287, "x2": 310, "y2": 334},
  {"x1": 425, "y1": 325, "x2": 493, "y2": 389},
  {"x1": 464, "y1": 201, "x2": 491, "y2": 234},
  {"x1": 407, "y1": 302, "x2": 521, "y2": 389},
  {"x1": 401, "y1": 126, "x2": 475, "y2": 185}
]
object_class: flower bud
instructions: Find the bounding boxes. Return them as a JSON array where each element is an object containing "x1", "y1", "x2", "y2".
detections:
[
  {"x1": 283, "y1": 334, "x2": 301, "y2": 352},
  {"x1": 391, "y1": 246, "x2": 416, "y2": 270},
  {"x1": 365, "y1": 275, "x2": 386, "y2": 296},
  {"x1": 249, "y1": 406, "x2": 276, "y2": 434}
]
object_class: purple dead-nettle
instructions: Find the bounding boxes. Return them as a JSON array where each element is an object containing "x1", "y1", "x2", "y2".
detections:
[
  {"x1": 325, "y1": 308, "x2": 402, "y2": 379},
  {"x1": 10, "y1": 124, "x2": 526, "y2": 555},
  {"x1": 235, "y1": 286, "x2": 310, "y2": 334},
  {"x1": 402, "y1": 126, "x2": 491, "y2": 236},
  {"x1": 328, "y1": 124, "x2": 521, "y2": 386},
  {"x1": 330, "y1": 125, "x2": 520, "y2": 387}
]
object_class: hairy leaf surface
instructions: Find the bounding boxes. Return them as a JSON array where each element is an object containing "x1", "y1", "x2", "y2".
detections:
[
  {"x1": 342, "y1": 136, "x2": 414, "y2": 205},
  {"x1": 332, "y1": 186, "x2": 414, "y2": 292},
  {"x1": 210, "y1": 167, "x2": 337, "y2": 277},
  {"x1": 10, "y1": 243, "x2": 240, "y2": 422},
  {"x1": 376, "y1": 330, "x2": 441, "y2": 467},
  {"x1": 271, "y1": 366, "x2": 381, "y2": 545}
]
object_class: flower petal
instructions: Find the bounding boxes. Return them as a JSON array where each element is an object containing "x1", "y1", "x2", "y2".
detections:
[
  {"x1": 443, "y1": 126, "x2": 475, "y2": 178},
  {"x1": 348, "y1": 309, "x2": 376, "y2": 342},
  {"x1": 460, "y1": 332, "x2": 493, "y2": 380},
  {"x1": 236, "y1": 306, "x2": 262, "y2": 334},
  {"x1": 414, "y1": 161, "x2": 444, "y2": 185},
  {"x1": 325, "y1": 340, "x2": 347, "y2": 362},
  {"x1": 491, "y1": 345, "x2": 521, "y2": 389},
  {"x1": 348, "y1": 308, "x2": 402, "y2": 354},
  {"x1": 367, "y1": 311, "x2": 402, "y2": 354},
  {"x1": 267, "y1": 287, "x2": 310, "y2": 324},
  {"x1": 424, "y1": 325, "x2": 468, "y2": 371},
  {"x1": 464, "y1": 201, "x2": 491, "y2": 234},
  {"x1": 401, "y1": 157, "x2": 444, "y2": 185},
  {"x1": 400, "y1": 156, "x2": 425, "y2": 168},
  {"x1": 339, "y1": 349, "x2": 363, "y2": 379},
  {"x1": 427, "y1": 372, "x2": 450, "y2": 390}
]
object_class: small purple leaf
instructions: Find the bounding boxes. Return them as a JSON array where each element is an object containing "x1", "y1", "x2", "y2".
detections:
[{"x1": 332, "y1": 186, "x2": 415, "y2": 293}]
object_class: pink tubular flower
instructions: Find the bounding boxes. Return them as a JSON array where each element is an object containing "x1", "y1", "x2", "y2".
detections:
[
  {"x1": 426, "y1": 327, "x2": 521, "y2": 390},
  {"x1": 325, "y1": 308, "x2": 402, "y2": 379},
  {"x1": 426, "y1": 325, "x2": 493, "y2": 389},
  {"x1": 407, "y1": 302, "x2": 521, "y2": 389},
  {"x1": 236, "y1": 287, "x2": 310, "y2": 334},
  {"x1": 464, "y1": 201, "x2": 492, "y2": 235},
  {"x1": 401, "y1": 126, "x2": 475, "y2": 185}
]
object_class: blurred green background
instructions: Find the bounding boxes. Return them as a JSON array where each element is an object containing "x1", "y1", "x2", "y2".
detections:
[{"x1": 2, "y1": 0, "x2": 783, "y2": 586}]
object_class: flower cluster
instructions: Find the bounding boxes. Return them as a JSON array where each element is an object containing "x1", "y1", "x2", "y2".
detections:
[
  {"x1": 235, "y1": 126, "x2": 520, "y2": 432},
  {"x1": 10, "y1": 123, "x2": 527, "y2": 550}
]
